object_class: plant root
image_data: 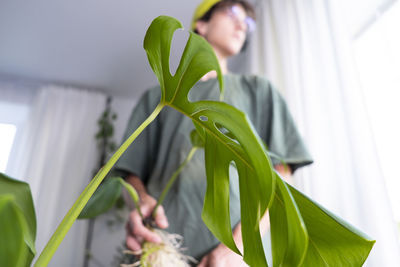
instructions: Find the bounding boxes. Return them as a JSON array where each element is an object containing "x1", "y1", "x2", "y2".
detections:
[{"x1": 121, "y1": 229, "x2": 197, "y2": 267}]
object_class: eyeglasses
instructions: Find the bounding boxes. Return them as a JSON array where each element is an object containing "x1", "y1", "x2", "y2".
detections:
[{"x1": 221, "y1": 5, "x2": 256, "y2": 33}]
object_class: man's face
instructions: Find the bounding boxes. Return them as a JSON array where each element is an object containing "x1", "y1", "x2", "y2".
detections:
[{"x1": 196, "y1": 4, "x2": 251, "y2": 58}]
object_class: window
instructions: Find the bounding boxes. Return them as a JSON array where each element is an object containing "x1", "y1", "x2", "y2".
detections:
[
  {"x1": 0, "y1": 95, "x2": 31, "y2": 175},
  {"x1": 0, "y1": 123, "x2": 17, "y2": 172},
  {"x1": 352, "y1": 1, "x2": 400, "y2": 228}
]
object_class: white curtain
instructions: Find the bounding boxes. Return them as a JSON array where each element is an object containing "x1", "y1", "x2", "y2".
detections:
[
  {"x1": 6, "y1": 85, "x2": 106, "y2": 267},
  {"x1": 250, "y1": 0, "x2": 400, "y2": 265}
]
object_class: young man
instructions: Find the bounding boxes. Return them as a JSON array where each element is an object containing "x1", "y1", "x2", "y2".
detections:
[{"x1": 116, "y1": 0, "x2": 313, "y2": 266}]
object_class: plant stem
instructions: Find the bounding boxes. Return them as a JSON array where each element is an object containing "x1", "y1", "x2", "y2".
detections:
[
  {"x1": 118, "y1": 178, "x2": 144, "y2": 219},
  {"x1": 152, "y1": 146, "x2": 198, "y2": 218},
  {"x1": 34, "y1": 102, "x2": 164, "y2": 267}
]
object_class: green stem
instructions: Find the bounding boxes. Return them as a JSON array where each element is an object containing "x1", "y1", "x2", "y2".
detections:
[
  {"x1": 152, "y1": 146, "x2": 198, "y2": 218},
  {"x1": 118, "y1": 178, "x2": 144, "y2": 219},
  {"x1": 34, "y1": 102, "x2": 164, "y2": 267}
]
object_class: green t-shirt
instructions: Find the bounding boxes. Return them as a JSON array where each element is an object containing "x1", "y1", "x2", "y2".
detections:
[{"x1": 115, "y1": 74, "x2": 313, "y2": 260}]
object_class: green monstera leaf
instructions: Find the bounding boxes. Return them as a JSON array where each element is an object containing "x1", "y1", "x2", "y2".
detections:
[
  {"x1": 0, "y1": 173, "x2": 36, "y2": 267},
  {"x1": 143, "y1": 15, "x2": 375, "y2": 266},
  {"x1": 144, "y1": 15, "x2": 275, "y2": 266}
]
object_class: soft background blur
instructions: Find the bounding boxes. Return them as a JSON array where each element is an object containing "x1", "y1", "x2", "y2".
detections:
[{"x1": 1, "y1": 0, "x2": 399, "y2": 266}]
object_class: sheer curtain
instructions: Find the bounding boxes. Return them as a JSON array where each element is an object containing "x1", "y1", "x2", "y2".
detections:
[
  {"x1": 250, "y1": 0, "x2": 400, "y2": 265},
  {"x1": 6, "y1": 85, "x2": 106, "y2": 266}
]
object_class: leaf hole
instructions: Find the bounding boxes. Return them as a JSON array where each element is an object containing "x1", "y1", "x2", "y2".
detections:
[
  {"x1": 169, "y1": 29, "x2": 190, "y2": 76},
  {"x1": 214, "y1": 123, "x2": 239, "y2": 144},
  {"x1": 199, "y1": 115, "x2": 208, "y2": 122}
]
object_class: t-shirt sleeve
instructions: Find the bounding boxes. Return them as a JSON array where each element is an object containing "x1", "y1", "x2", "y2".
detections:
[
  {"x1": 257, "y1": 77, "x2": 313, "y2": 173},
  {"x1": 113, "y1": 87, "x2": 161, "y2": 183}
]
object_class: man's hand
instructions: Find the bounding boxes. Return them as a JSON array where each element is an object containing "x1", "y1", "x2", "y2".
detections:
[
  {"x1": 197, "y1": 244, "x2": 247, "y2": 267},
  {"x1": 125, "y1": 193, "x2": 169, "y2": 252}
]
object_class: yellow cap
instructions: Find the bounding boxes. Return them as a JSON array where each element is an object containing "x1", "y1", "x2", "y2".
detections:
[{"x1": 191, "y1": 0, "x2": 222, "y2": 30}]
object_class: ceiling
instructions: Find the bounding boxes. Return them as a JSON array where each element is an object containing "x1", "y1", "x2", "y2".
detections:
[{"x1": 0, "y1": 0, "x2": 201, "y2": 98}]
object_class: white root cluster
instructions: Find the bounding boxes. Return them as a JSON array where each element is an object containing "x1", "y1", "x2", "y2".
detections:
[{"x1": 121, "y1": 229, "x2": 197, "y2": 267}]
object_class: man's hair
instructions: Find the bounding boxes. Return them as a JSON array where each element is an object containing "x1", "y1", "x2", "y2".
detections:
[{"x1": 197, "y1": 0, "x2": 255, "y2": 25}]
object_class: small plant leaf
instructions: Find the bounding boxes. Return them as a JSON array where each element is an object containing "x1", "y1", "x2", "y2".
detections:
[{"x1": 78, "y1": 177, "x2": 122, "y2": 219}]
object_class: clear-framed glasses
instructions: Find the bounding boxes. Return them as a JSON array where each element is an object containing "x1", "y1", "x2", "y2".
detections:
[{"x1": 222, "y1": 5, "x2": 256, "y2": 33}]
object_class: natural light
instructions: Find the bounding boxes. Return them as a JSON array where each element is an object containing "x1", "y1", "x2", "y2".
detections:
[
  {"x1": 353, "y1": 1, "x2": 400, "y2": 224},
  {"x1": 0, "y1": 123, "x2": 17, "y2": 173}
]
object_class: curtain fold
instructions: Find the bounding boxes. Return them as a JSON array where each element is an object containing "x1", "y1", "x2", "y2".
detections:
[
  {"x1": 6, "y1": 85, "x2": 106, "y2": 267},
  {"x1": 250, "y1": 0, "x2": 400, "y2": 265}
]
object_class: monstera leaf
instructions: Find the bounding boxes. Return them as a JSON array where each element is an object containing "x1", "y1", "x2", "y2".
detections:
[
  {"x1": 0, "y1": 173, "x2": 36, "y2": 267},
  {"x1": 144, "y1": 16, "x2": 375, "y2": 266},
  {"x1": 143, "y1": 16, "x2": 275, "y2": 266}
]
